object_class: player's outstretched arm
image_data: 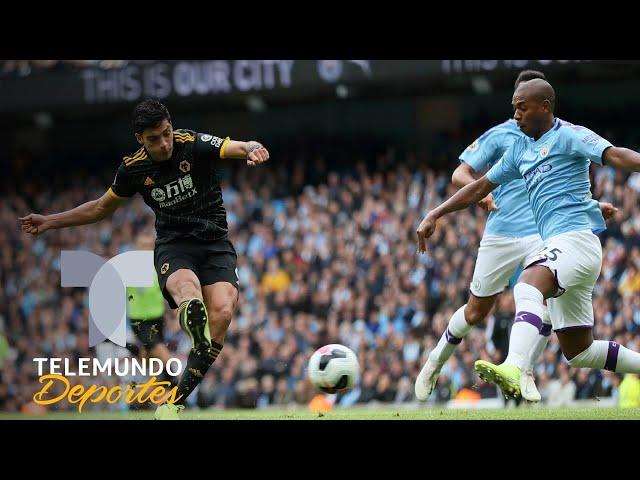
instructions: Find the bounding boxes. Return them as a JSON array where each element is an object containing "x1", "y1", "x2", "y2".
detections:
[
  {"x1": 19, "y1": 191, "x2": 126, "y2": 236},
  {"x1": 416, "y1": 175, "x2": 497, "y2": 254},
  {"x1": 602, "y1": 147, "x2": 640, "y2": 171},
  {"x1": 222, "y1": 140, "x2": 269, "y2": 167},
  {"x1": 452, "y1": 163, "x2": 497, "y2": 212}
]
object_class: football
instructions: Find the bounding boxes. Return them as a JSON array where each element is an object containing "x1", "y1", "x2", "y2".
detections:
[{"x1": 307, "y1": 344, "x2": 359, "y2": 393}]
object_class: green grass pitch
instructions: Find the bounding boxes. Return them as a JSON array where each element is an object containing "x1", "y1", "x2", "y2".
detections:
[{"x1": 1, "y1": 407, "x2": 639, "y2": 420}]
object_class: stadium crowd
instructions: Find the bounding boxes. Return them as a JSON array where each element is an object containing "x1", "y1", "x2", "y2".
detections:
[{"x1": 1, "y1": 131, "x2": 640, "y2": 413}]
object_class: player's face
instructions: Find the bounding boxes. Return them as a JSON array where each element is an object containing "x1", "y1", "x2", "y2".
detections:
[
  {"x1": 138, "y1": 119, "x2": 173, "y2": 161},
  {"x1": 512, "y1": 93, "x2": 546, "y2": 138}
]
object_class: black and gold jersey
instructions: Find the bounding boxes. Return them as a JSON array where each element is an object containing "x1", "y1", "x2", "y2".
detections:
[{"x1": 109, "y1": 129, "x2": 232, "y2": 245}]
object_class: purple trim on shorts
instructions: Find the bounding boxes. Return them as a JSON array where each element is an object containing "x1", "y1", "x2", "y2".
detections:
[
  {"x1": 523, "y1": 260, "x2": 566, "y2": 298},
  {"x1": 553, "y1": 325, "x2": 593, "y2": 333},
  {"x1": 604, "y1": 341, "x2": 620, "y2": 372},
  {"x1": 540, "y1": 323, "x2": 552, "y2": 337},
  {"x1": 514, "y1": 311, "x2": 543, "y2": 332},
  {"x1": 445, "y1": 328, "x2": 462, "y2": 345}
]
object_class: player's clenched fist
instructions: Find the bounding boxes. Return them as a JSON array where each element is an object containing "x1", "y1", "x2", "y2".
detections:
[{"x1": 247, "y1": 142, "x2": 269, "y2": 167}]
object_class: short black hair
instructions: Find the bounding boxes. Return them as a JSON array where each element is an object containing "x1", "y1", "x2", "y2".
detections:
[
  {"x1": 132, "y1": 99, "x2": 171, "y2": 135},
  {"x1": 514, "y1": 70, "x2": 546, "y2": 89}
]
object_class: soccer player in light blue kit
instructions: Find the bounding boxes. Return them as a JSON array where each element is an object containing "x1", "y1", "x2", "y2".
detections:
[
  {"x1": 415, "y1": 71, "x2": 616, "y2": 402},
  {"x1": 416, "y1": 78, "x2": 640, "y2": 398}
]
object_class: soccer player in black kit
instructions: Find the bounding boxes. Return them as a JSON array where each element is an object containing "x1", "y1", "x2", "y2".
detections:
[{"x1": 19, "y1": 99, "x2": 270, "y2": 419}]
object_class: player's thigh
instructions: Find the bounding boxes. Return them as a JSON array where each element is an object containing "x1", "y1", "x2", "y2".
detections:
[
  {"x1": 522, "y1": 230, "x2": 602, "y2": 295},
  {"x1": 470, "y1": 235, "x2": 525, "y2": 297},
  {"x1": 202, "y1": 281, "x2": 239, "y2": 317},
  {"x1": 155, "y1": 241, "x2": 201, "y2": 308},
  {"x1": 547, "y1": 283, "x2": 595, "y2": 335},
  {"x1": 198, "y1": 240, "x2": 240, "y2": 315}
]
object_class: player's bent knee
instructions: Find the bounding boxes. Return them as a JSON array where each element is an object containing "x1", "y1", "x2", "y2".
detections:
[
  {"x1": 567, "y1": 344, "x2": 596, "y2": 367},
  {"x1": 209, "y1": 305, "x2": 233, "y2": 324},
  {"x1": 167, "y1": 269, "x2": 199, "y2": 287},
  {"x1": 167, "y1": 271, "x2": 200, "y2": 301},
  {"x1": 464, "y1": 306, "x2": 487, "y2": 325},
  {"x1": 465, "y1": 296, "x2": 495, "y2": 325},
  {"x1": 565, "y1": 348, "x2": 595, "y2": 368}
]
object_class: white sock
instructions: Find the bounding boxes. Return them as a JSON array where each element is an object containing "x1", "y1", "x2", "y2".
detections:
[
  {"x1": 568, "y1": 340, "x2": 640, "y2": 373},
  {"x1": 504, "y1": 283, "x2": 545, "y2": 370},
  {"x1": 525, "y1": 307, "x2": 552, "y2": 371},
  {"x1": 429, "y1": 305, "x2": 472, "y2": 366}
]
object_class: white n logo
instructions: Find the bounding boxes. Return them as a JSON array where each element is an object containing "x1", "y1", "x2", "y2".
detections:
[{"x1": 61, "y1": 251, "x2": 155, "y2": 347}]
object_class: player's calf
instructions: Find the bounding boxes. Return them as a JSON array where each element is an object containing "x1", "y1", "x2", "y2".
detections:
[
  {"x1": 203, "y1": 281, "x2": 239, "y2": 344},
  {"x1": 561, "y1": 330, "x2": 640, "y2": 374}
]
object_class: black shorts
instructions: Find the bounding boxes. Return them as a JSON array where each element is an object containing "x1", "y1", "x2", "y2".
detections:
[
  {"x1": 154, "y1": 238, "x2": 239, "y2": 309},
  {"x1": 130, "y1": 317, "x2": 164, "y2": 348}
]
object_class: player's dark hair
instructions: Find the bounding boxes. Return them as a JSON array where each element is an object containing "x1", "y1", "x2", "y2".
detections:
[
  {"x1": 514, "y1": 70, "x2": 546, "y2": 89},
  {"x1": 132, "y1": 99, "x2": 171, "y2": 135}
]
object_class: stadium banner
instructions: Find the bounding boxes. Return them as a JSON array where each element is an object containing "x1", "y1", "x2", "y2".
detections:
[{"x1": 0, "y1": 60, "x2": 594, "y2": 113}]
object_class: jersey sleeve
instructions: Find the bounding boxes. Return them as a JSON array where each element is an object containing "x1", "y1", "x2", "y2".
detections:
[
  {"x1": 193, "y1": 132, "x2": 231, "y2": 161},
  {"x1": 567, "y1": 125, "x2": 613, "y2": 166},
  {"x1": 486, "y1": 142, "x2": 522, "y2": 186},
  {"x1": 459, "y1": 130, "x2": 504, "y2": 172},
  {"x1": 108, "y1": 163, "x2": 137, "y2": 198}
]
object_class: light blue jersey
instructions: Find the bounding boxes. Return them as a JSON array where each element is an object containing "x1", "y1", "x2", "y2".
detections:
[
  {"x1": 487, "y1": 118, "x2": 611, "y2": 240},
  {"x1": 460, "y1": 119, "x2": 538, "y2": 237}
]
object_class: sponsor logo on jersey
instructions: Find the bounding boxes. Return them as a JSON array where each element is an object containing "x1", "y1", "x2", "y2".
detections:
[
  {"x1": 153, "y1": 174, "x2": 197, "y2": 208},
  {"x1": 179, "y1": 160, "x2": 191, "y2": 173},
  {"x1": 151, "y1": 188, "x2": 166, "y2": 202},
  {"x1": 524, "y1": 163, "x2": 552, "y2": 186},
  {"x1": 201, "y1": 134, "x2": 213, "y2": 142}
]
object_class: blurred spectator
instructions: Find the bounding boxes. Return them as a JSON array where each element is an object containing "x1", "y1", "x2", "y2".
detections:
[
  {"x1": 543, "y1": 364, "x2": 577, "y2": 407},
  {"x1": 260, "y1": 257, "x2": 291, "y2": 295},
  {"x1": 618, "y1": 374, "x2": 640, "y2": 408}
]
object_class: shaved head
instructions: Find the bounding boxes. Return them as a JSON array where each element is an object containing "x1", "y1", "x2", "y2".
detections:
[
  {"x1": 514, "y1": 78, "x2": 556, "y2": 112},
  {"x1": 512, "y1": 78, "x2": 557, "y2": 139}
]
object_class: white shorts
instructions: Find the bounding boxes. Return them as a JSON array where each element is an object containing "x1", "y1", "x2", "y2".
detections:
[
  {"x1": 470, "y1": 234, "x2": 545, "y2": 297},
  {"x1": 523, "y1": 230, "x2": 603, "y2": 332}
]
